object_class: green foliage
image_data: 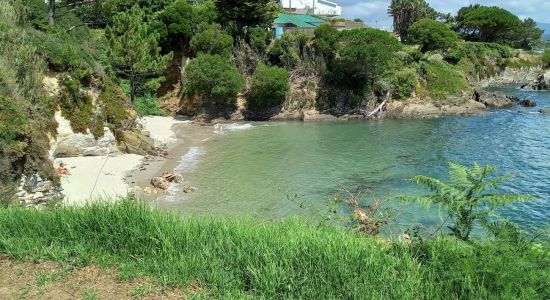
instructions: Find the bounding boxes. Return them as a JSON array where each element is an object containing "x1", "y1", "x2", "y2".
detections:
[
  {"x1": 248, "y1": 64, "x2": 289, "y2": 112},
  {"x1": 391, "y1": 68, "x2": 418, "y2": 99},
  {"x1": 190, "y1": 24, "x2": 233, "y2": 58},
  {"x1": 134, "y1": 95, "x2": 166, "y2": 116},
  {"x1": 105, "y1": 6, "x2": 173, "y2": 102},
  {"x1": 408, "y1": 19, "x2": 458, "y2": 52},
  {"x1": 247, "y1": 26, "x2": 271, "y2": 53},
  {"x1": 421, "y1": 61, "x2": 468, "y2": 99},
  {"x1": 329, "y1": 28, "x2": 402, "y2": 91},
  {"x1": 0, "y1": 200, "x2": 549, "y2": 298},
  {"x1": 152, "y1": 0, "x2": 194, "y2": 50},
  {"x1": 399, "y1": 162, "x2": 533, "y2": 241},
  {"x1": 388, "y1": 0, "x2": 438, "y2": 42},
  {"x1": 268, "y1": 31, "x2": 308, "y2": 69},
  {"x1": 215, "y1": 0, "x2": 279, "y2": 36},
  {"x1": 314, "y1": 24, "x2": 340, "y2": 60},
  {"x1": 455, "y1": 5, "x2": 542, "y2": 49},
  {"x1": 543, "y1": 49, "x2": 550, "y2": 67},
  {"x1": 184, "y1": 54, "x2": 244, "y2": 106},
  {"x1": 58, "y1": 74, "x2": 94, "y2": 135}
]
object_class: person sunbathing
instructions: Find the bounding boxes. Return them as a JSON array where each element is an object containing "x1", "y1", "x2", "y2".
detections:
[{"x1": 56, "y1": 163, "x2": 71, "y2": 176}]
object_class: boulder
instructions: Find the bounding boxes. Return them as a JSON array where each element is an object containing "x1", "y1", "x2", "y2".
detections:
[
  {"x1": 521, "y1": 71, "x2": 550, "y2": 90},
  {"x1": 474, "y1": 90, "x2": 513, "y2": 108},
  {"x1": 151, "y1": 177, "x2": 169, "y2": 190},
  {"x1": 116, "y1": 130, "x2": 156, "y2": 156},
  {"x1": 518, "y1": 99, "x2": 537, "y2": 107},
  {"x1": 51, "y1": 112, "x2": 120, "y2": 157}
]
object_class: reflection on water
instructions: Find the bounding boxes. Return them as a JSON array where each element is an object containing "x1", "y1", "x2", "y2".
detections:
[{"x1": 162, "y1": 87, "x2": 550, "y2": 230}]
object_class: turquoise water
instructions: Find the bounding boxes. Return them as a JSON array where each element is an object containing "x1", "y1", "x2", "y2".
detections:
[{"x1": 164, "y1": 88, "x2": 549, "y2": 230}]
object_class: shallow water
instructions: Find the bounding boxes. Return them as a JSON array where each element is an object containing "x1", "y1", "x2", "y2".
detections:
[{"x1": 163, "y1": 87, "x2": 550, "y2": 230}]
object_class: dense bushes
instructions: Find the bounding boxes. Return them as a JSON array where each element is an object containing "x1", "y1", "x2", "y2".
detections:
[
  {"x1": 190, "y1": 24, "x2": 233, "y2": 58},
  {"x1": 248, "y1": 64, "x2": 290, "y2": 112},
  {"x1": 543, "y1": 49, "x2": 550, "y2": 68},
  {"x1": 421, "y1": 61, "x2": 468, "y2": 99},
  {"x1": 391, "y1": 68, "x2": 418, "y2": 99},
  {"x1": 184, "y1": 54, "x2": 244, "y2": 106},
  {"x1": 408, "y1": 19, "x2": 458, "y2": 52},
  {"x1": 329, "y1": 28, "x2": 402, "y2": 91}
]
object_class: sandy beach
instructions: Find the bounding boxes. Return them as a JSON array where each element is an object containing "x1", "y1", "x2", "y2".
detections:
[{"x1": 55, "y1": 116, "x2": 212, "y2": 205}]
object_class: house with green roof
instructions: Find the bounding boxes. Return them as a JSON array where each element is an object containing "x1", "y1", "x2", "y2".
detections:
[{"x1": 273, "y1": 13, "x2": 328, "y2": 38}]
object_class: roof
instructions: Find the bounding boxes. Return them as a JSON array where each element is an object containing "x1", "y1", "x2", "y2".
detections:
[{"x1": 273, "y1": 13, "x2": 327, "y2": 28}]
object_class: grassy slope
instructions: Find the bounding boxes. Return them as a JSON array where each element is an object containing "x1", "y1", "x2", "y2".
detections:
[{"x1": 0, "y1": 201, "x2": 549, "y2": 299}]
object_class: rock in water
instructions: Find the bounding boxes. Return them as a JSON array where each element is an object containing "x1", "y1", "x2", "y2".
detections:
[
  {"x1": 539, "y1": 108, "x2": 550, "y2": 114},
  {"x1": 151, "y1": 177, "x2": 169, "y2": 190},
  {"x1": 474, "y1": 90, "x2": 513, "y2": 108},
  {"x1": 518, "y1": 99, "x2": 537, "y2": 107}
]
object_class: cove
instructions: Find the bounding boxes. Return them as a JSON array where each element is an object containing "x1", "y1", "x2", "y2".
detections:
[{"x1": 162, "y1": 87, "x2": 550, "y2": 230}]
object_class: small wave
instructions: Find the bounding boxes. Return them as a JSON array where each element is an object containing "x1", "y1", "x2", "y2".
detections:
[
  {"x1": 213, "y1": 123, "x2": 254, "y2": 134},
  {"x1": 174, "y1": 147, "x2": 204, "y2": 173}
]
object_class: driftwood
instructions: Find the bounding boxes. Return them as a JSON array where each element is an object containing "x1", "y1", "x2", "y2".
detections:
[{"x1": 359, "y1": 92, "x2": 390, "y2": 118}]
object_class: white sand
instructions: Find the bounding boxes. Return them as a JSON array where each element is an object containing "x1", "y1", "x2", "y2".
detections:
[
  {"x1": 54, "y1": 116, "x2": 187, "y2": 205},
  {"x1": 55, "y1": 155, "x2": 143, "y2": 205},
  {"x1": 139, "y1": 116, "x2": 188, "y2": 145}
]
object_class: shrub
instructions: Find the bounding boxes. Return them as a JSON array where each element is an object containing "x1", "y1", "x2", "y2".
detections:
[
  {"x1": 184, "y1": 54, "x2": 245, "y2": 106},
  {"x1": 392, "y1": 68, "x2": 418, "y2": 99},
  {"x1": 408, "y1": 19, "x2": 458, "y2": 52},
  {"x1": 247, "y1": 27, "x2": 271, "y2": 53},
  {"x1": 543, "y1": 49, "x2": 550, "y2": 67},
  {"x1": 421, "y1": 61, "x2": 468, "y2": 99},
  {"x1": 135, "y1": 95, "x2": 166, "y2": 116},
  {"x1": 268, "y1": 31, "x2": 308, "y2": 69},
  {"x1": 329, "y1": 28, "x2": 402, "y2": 91},
  {"x1": 190, "y1": 24, "x2": 233, "y2": 58},
  {"x1": 248, "y1": 64, "x2": 289, "y2": 111},
  {"x1": 314, "y1": 23, "x2": 339, "y2": 59}
]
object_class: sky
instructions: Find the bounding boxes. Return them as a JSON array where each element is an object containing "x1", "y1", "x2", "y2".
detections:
[{"x1": 338, "y1": 0, "x2": 550, "y2": 30}]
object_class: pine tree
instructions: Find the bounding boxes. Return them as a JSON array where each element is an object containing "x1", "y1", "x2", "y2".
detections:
[{"x1": 105, "y1": 6, "x2": 172, "y2": 102}]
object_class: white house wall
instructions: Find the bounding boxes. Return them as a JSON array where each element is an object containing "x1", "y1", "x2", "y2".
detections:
[{"x1": 280, "y1": 0, "x2": 342, "y2": 16}]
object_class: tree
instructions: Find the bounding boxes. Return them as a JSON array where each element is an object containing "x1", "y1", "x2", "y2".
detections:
[
  {"x1": 105, "y1": 6, "x2": 172, "y2": 102},
  {"x1": 329, "y1": 28, "x2": 402, "y2": 91},
  {"x1": 455, "y1": 6, "x2": 542, "y2": 49},
  {"x1": 400, "y1": 162, "x2": 532, "y2": 241},
  {"x1": 184, "y1": 54, "x2": 244, "y2": 106},
  {"x1": 248, "y1": 64, "x2": 289, "y2": 112},
  {"x1": 314, "y1": 24, "x2": 340, "y2": 60},
  {"x1": 268, "y1": 31, "x2": 306, "y2": 69},
  {"x1": 511, "y1": 18, "x2": 543, "y2": 50},
  {"x1": 215, "y1": 0, "x2": 279, "y2": 36},
  {"x1": 152, "y1": 0, "x2": 194, "y2": 51},
  {"x1": 408, "y1": 19, "x2": 458, "y2": 52},
  {"x1": 388, "y1": 0, "x2": 437, "y2": 42},
  {"x1": 48, "y1": 0, "x2": 55, "y2": 26},
  {"x1": 190, "y1": 24, "x2": 234, "y2": 58}
]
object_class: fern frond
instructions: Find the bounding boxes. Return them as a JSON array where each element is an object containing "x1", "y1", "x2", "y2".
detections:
[
  {"x1": 448, "y1": 162, "x2": 471, "y2": 187},
  {"x1": 480, "y1": 194, "x2": 534, "y2": 204}
]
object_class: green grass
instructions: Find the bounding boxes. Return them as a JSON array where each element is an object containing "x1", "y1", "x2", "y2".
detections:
[{"x1": 0, "y1": 200, "x2": 549, "y2": 299}]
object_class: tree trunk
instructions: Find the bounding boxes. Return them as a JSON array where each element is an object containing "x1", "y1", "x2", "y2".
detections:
[
  {"x1": 48, "y1": 0, "x2": 56, "y2": 27},
  {"x1": 130, "y1": 75, "x2": 136, "y2": 103}
]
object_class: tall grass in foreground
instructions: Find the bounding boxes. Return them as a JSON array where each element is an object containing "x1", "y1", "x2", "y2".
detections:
[{"x1": 0, "y1": 200, "x2": 549, "y2": 299}]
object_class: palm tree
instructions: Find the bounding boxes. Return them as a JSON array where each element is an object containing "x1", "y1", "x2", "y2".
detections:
[
  {"x1": 399, "y1": 162, "x2": 532, "y2": 241},
  {"x1": 387, "y1": 0, "x2": 437, "y2": 42}
]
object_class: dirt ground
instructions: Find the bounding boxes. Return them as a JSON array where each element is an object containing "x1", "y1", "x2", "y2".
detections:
[{"x1": 0, "y1": 254, "x2": 197, "y2": 300}]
